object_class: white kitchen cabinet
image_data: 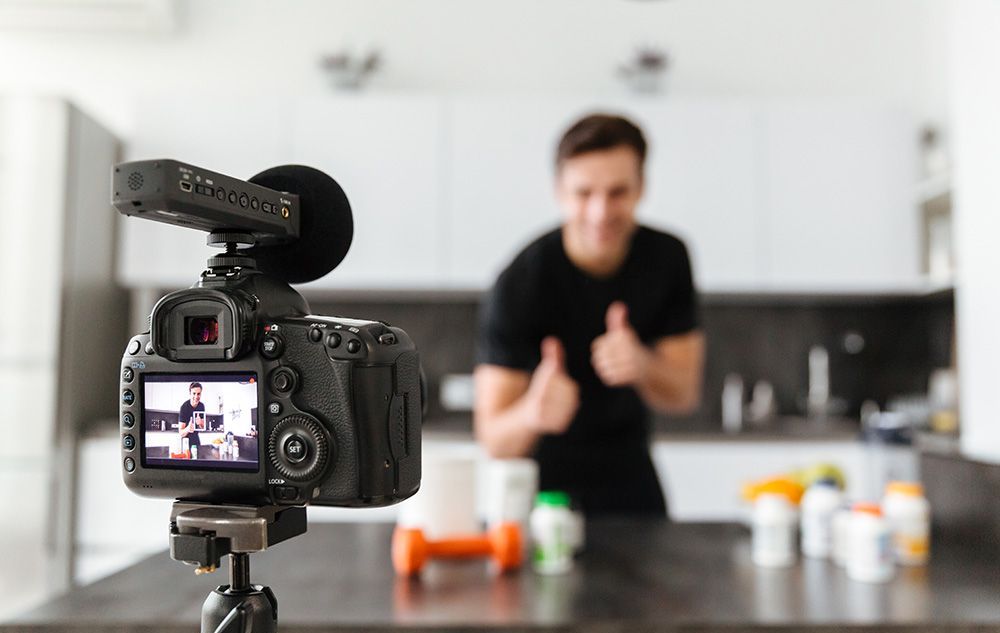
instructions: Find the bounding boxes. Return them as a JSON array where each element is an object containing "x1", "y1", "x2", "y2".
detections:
[
  {"x1": 615, "y1": 101, "x2": 763, "y2": 290},
  {"x1": 761, "y1": 104, "x2": 919, "y2": 289},
  {"x1": 290, "y1": 96, "x2": 447, "y2": 290},
  {"x1": 652, "y1": 439, "x2": 917, "y2": 522},
  {"x1": 119, "y1": 98, "x2": 296, "y2": 288},
  {"x1": 446, "y1": 98, "x2": 588, "y2": 288},
  {"x1": 115, "y1": 96, "x2": 920, "y2": 292}
]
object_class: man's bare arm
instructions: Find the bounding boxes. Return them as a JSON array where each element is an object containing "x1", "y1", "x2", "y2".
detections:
[
  {"x1": 473, "y1": 365, "x2": 537, "y2": 459},
  {"x1": 635, "y1": 330, "x2": 705, "y2": 414},
  {"x1": 474, "y1": 338, "x2": 580, "y2": 459}
]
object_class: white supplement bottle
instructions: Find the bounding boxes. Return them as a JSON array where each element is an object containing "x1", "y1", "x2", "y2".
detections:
[
  {"x1": 800, "y1": 479, "x2": 843, "y2": 559},
  {"x1": 846, "y1": 502, "x2": 894, "y2": 583},
  {"x1": 530, "y1": 491, "x2": 574, "y2": 575},
  {"x1": 882, "y1": 481, "x2": 930, "y2": 566},
  {"x1": 752, "y1": 493, "x2": 797, "y2": 568}
]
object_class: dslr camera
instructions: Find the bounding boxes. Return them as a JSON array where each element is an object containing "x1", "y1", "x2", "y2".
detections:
[{"x1": 114, "y1": 160, "x2": 421, "y2": 508}]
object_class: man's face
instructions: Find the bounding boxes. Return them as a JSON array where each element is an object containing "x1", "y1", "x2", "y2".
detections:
[
  {"x1": 190, "y1": 387, "x2": 202, "y2": 406},
  {"x1": 556, "y1": 145, "x2": 643, "y2": 257}
]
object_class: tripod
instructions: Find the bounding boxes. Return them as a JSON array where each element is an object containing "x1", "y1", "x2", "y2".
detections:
[{"x1": 169, "y1": 502, "x2": 307, "y2": 633}]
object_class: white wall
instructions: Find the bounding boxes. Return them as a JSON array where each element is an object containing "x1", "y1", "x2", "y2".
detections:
[
  {"x1": 952, "y1": 0, "x2": 1000, "y2": 461},
  {"x1": 0, "y1": 0, "x2": 948, "y2": 141}
]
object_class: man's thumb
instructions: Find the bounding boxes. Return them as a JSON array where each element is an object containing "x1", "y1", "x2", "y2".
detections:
[
  {"x1": 540, "y1": 336, "x2": 565, "y2": 369},
  {"x1": 606, "y1": 301, "x2": 629, "y2": 331}
]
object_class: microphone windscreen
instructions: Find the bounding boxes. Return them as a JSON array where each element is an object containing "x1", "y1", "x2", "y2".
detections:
[{"x1": 246, "y1": 165, "x2": 354, "y2": 284}]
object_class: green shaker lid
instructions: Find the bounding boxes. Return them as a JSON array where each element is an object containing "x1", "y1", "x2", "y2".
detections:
[{"x1": 536, "y1": 491, "x2": 571, "y2": 507}]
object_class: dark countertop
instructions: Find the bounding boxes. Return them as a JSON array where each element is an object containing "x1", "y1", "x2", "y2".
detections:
[{"x1": 6, "y1": 520, "x2": 998, "y2": 632}]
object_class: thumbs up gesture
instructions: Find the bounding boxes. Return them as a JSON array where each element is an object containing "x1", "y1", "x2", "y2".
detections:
[
  {"x1": 591, "y1": 301, "x2": 651, "y2": 387},
  {"x1": 526, "y1": 336, "x2": 580, "y2": 435}
]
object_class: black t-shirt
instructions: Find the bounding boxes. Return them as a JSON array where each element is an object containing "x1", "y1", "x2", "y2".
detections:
[
  {"x1": 477, "y1": 225, "x2": 698, "y2": 515},
  {"x1": 179, "y1": 401, "x2": 206, "y2": 447}
]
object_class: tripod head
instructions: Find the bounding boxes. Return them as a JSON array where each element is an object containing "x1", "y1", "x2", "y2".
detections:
[{"x1": 169, "y1": 502, "x2": 307, "y2": 633}]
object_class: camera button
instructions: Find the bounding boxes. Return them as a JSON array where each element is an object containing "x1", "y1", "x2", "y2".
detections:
[
  {"x1": 325, "y1": 332, "x2": 342, "y2": 348},
  {"x1": 261, "y1": 334, "x2": 284, "y2": 359},
  {"x1": 123, "y1": 434, "x2": 136, "y2": 451},
  {"x1": 308, "y1": 327, "x2": 323, "y2": 343},
  {"x1": 378, "y1": 333, "x2": 397, "y2": 345},
  {"x1": 346, "y1": 339, "x2": 362, "y2": 354},
  {"x1": 124, "y1": 457, "x2": 136, "y2": 473},
  {"x1": 239, "y1": 193, "x2": 249, "y2": 208},
  {"x1": 122, "y1": 412, "x2": 135, "y2": 428},
  {"x1": 122, "y1": 390, "x2": 135, "y2": 406},
  {"x1": 268, "y1": 402, "x2": 282, "y2": 415},
  {"x1": 122, "y1": 367, "x2": 134, "y2": 383},
  {"x1": 216, "y1": 188, "x2": 226, "y2": 201},
  {"x1": 270, "y1": 367, "x2": 298, "y2": 395},
  {"x1": 127, "y1": 340, "x2": 141, "y2": 355},
  {"x1": 228, "y1": 191, "x2": 237, "y2": 205},
  {"x1": 274, "y1": 486, "x2": 298, "y2": 501},
  {"x1": 283, "y1": 436, "x2": 309, "y2": 464},
  {"x1": 144, "y1": 341, "x2": 154, "y2": 355}
]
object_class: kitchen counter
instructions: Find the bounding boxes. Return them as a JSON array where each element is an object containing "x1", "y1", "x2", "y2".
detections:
[{"x1": 6, "y1": 520, "x2": 998, "y2": 632}]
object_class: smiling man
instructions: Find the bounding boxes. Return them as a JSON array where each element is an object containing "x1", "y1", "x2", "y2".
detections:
[{"x1": 474, "y1": 114, "x2": 705, "y2": 517}]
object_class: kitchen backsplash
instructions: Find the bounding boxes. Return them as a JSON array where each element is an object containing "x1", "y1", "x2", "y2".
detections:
[{"x1": 310, "y1": 289, "x2": 954, "y2": 430}]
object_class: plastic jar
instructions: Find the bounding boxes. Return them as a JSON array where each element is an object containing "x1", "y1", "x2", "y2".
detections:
[
  {"x1": 751, "y1": 493, "x2": 797, "y2": 567},
  {"x1": 530, "y1": 491, "x2": 574, "y2": 574},
  {"x1": 800, "y1": 479, "x2": 843, "y2": 559},
  {"x1": 846, "y1": 502, "x2": 894, "y2": 583},
  {"x1": 882, "y1": 481, "x2": 930, "y2": 566}
]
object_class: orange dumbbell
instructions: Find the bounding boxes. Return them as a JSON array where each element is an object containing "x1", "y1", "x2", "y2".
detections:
[{"x1": 392, "y1": 522, "x2": 523, "y2": 576}]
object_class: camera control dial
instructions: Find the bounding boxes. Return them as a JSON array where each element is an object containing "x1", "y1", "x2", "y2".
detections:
[{"x1": 268, "y1": 415, "x2": 331, "y2": 482}]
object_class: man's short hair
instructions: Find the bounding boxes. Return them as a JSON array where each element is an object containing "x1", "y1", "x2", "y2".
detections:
[
  {"x1": 189, "y1": 382, "x2": 203, "y2": 392},
  {"x1": 555, "y1": 113, "x2": 647, "y2": 171}
]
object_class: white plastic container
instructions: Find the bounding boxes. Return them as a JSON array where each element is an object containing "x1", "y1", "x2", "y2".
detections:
[
  {"x1": 846, "y1": 503, "x2": 894, "y2": 583},
  {"x1": 800, "y1": 480, "x2": 843, "y2": 559},
  {"x1": 831, "y1": 506, "x2": 852, "y2": 567},
  {"x1": 751, "y1": 493, "x2": 797, "y2": 568},
  {"x1": 530, "y1": 491, "x2": 574, "y2": 575},
  {"x1": 882, "y1": 481, "x2": 930, "y2": 566}
]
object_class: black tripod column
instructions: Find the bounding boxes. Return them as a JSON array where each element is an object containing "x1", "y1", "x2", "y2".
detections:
[{"x1": 201, "y1": 553, "x2": 278, "y2": 633}]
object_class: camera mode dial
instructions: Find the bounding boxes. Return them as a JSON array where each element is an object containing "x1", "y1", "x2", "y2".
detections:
[{"x1": 268, "y1": 415, "x2": 331, "y2": 482}]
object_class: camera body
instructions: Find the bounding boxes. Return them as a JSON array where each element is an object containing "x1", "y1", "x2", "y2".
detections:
[{"x1": 115, "y1": 160, "x2": 421, "y2": 508}]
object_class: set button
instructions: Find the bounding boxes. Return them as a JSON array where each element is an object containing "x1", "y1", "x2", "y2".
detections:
[
  {"x1": 122, "y1": 390, "x2": 135, "y2": 406},
  {"x1": 283, "y1": 435, "x2": 308, "y2": 463}
]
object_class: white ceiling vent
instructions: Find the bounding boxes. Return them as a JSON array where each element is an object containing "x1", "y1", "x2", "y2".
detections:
[{"x1": 0, "y1": 0, "x2": 176, "y2": 33}]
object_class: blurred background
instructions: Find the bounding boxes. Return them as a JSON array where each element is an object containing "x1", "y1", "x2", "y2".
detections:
[{"x1": 1, "y1": 0, "x2": 997, "y2": 619}]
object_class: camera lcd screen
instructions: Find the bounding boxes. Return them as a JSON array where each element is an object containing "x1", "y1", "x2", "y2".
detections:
[{"x1": 141, "y1": 373, "x2": 259, "y2": 472}]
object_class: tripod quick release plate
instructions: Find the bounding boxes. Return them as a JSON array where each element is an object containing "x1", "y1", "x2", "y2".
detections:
[{"x1": 169, "y1": 503, "x2": 307, "y2": 570}]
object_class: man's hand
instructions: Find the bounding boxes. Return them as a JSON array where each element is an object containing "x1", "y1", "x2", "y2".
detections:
[
  {"x1": 525, "y1": 336, "x2": 579, "y2": 434},
  {"x1": 591, "y1": 301, "x2": 651, "y2": 387}
]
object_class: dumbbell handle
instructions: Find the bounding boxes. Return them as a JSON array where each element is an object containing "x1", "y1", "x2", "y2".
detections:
[{"x1": 426, "y1": 534, "x2": 493, "y2": 558}]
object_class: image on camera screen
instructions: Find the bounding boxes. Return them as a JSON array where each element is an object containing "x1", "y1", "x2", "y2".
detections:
[{"x1": 141, "y1": 373, "x2": 259, "y2": 471}]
